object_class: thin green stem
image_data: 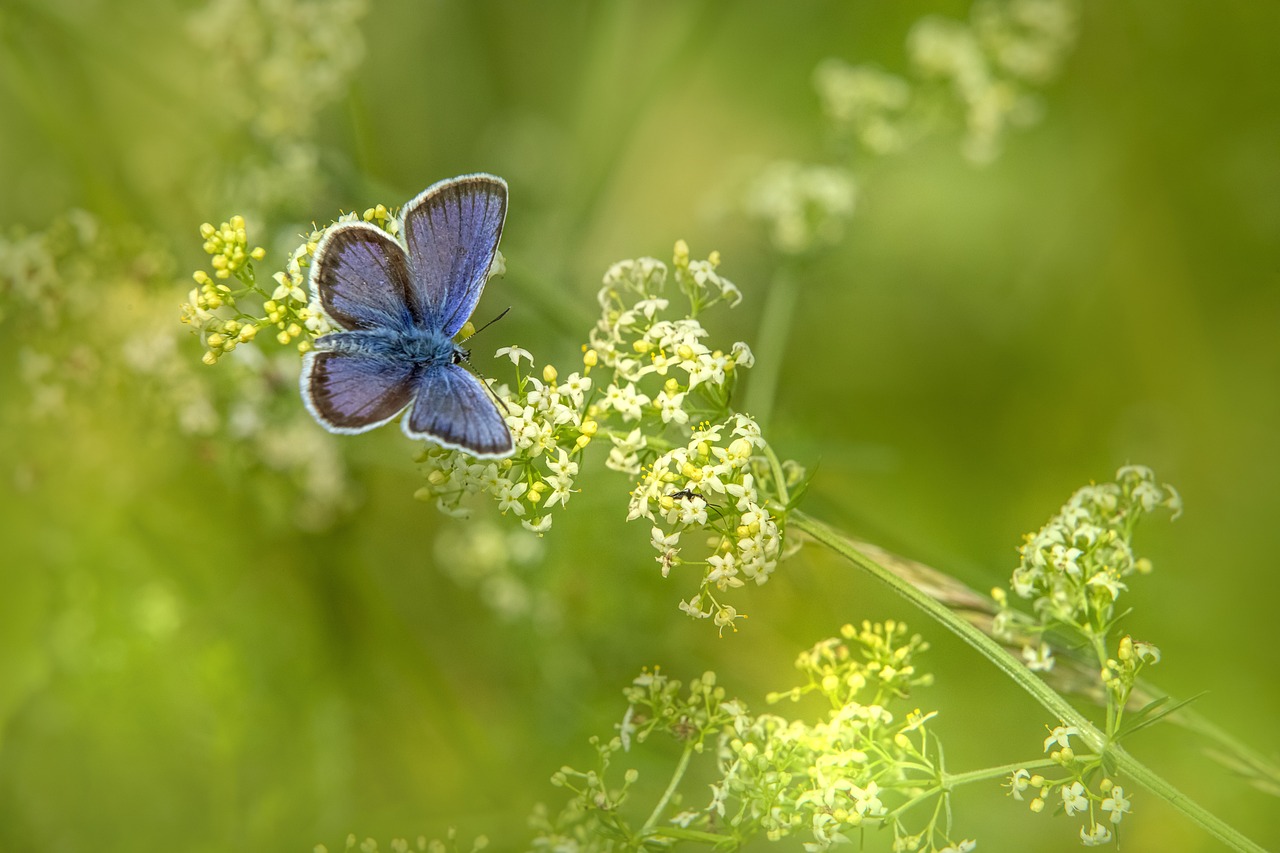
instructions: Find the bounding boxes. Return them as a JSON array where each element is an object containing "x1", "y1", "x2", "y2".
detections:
[
  {"x1": 742, "y1": 264, "x2": 801, "y2": 427},
  {"x1": 942, "y1": 758, "x2": 1058, "y2": 789},
  {"x1": 763, "y1": 444, "x2": 792, "y2": 507},
  {"x1": 641, "y1": 743, "x2": 695, "y2": 836},
  {"x1": 790, "y1": 510, "x2": 1266, "y2": 853}
]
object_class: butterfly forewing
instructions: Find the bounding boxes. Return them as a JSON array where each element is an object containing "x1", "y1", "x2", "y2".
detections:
[
  {"x1": 401, "y1": 174, "x2": 507, "y2": 336},
  {"x1": 312, "y1": 222, "x2": 416, "y2": 332},
  {"x1": 301, "y1": 351, "x2": 418, "y2": 433},
  {"x1": 405, "y1": 363, "x2": 513, "y2": 457}
]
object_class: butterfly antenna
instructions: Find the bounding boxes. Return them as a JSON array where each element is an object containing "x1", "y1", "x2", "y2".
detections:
[{"x1": 463, "y1": 306, "x2": 511, "y2": 341}]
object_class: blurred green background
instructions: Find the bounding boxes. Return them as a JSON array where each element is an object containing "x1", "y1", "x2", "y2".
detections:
[{"x1": 2, "y1": 1, "x2": 1278, "y2": 850}]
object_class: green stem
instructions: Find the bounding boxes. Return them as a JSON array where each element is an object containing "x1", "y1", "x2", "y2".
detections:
[
  {"x1": 790, "y1": 510, "x2": 1266, "y2": 853},
  {"x1": 942, "y1": 758, "x2": 1058, "y2": 789},
  {"x1": 641, "y1": 743, "x2": 695, "y2": 836},
  {"x1": 763, "y1": 444, "x2": 792, "y2": 507},
  {"x1": 742, "y1": 263, "x2": 800, "y2": 427}
]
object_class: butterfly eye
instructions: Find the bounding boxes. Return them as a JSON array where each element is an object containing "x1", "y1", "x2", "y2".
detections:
[{"x1": 452, "y1": 347, "x2": 471, "y2": 365}]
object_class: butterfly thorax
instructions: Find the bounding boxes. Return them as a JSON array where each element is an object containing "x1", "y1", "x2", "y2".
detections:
[{"x1": 315, "y1": 327, "x2": 461, "y2": 366}]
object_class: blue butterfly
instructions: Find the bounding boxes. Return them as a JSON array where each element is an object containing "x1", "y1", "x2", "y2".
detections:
[{"x1": 300, "y1": 173, "x2": 515, "y2": 458}]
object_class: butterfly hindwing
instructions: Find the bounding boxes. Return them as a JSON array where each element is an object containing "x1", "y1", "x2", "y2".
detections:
[
  {"x1": 401, "y1": 174, "x2": 508, "y2": 337},
  {"x1": 404, "y1": 362, "x2": 513, "y2": 457},
  {"x1": 311, "y1": 222, "x2": 416, "y2": 332},
  {"x1": 301, "y1": 350, "x2": 417, "y2": 434}
]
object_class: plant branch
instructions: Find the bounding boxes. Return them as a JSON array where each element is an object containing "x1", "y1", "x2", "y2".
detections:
[{"x1": 790, "y1": 510, "x2": 1266, "y2": 853}]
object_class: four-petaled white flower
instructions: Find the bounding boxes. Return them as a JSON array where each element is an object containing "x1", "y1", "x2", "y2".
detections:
[
  {"x1": 1061, "y1": 781, "x2": 1088, "y2": 816},
  {"x1": 849, "y1": 780, "x2": 886, "y2": 817},
  {"x1": 1101, "y1": 785, "x2": 1130, "y2": 824},
  {"x1": 1050, "y1": 543, "x2": 1083, "y2": 577},
  {"x1": 602, "y1": 381, "x2": 651, "y2": 421},
  {"x1": 496, "y1": 480, "x2": 529, "y2": 516}
]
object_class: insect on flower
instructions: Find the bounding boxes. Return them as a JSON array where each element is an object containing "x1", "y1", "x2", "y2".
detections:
[{"x1": 300, "y1": 174, "x2": 514, "y2": 457}]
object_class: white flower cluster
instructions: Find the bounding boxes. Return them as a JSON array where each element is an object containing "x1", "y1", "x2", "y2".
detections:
[
  {"x1": 743, "y1": 160, "x2": 858, "y2": 255},
  {"x1": 187, "y1": 0, "x2": 372, "y2": 216},
  {"x1": 815, "y1": 0, "x2": 1079, "y2": 165},
  {"x1": 627, "y1": 414, "x2": 791, "y2": 630},
  {"x1": 907, "y1": 0, "x2": 1079, "y2": 163},
  {"x1": 419, "y1": 242, "x2": 741, "y2": 533},
  {"x1": 415, "y1": 242, "x2": 804, "y2": 630},
  {"x1": 710, "y1": 623, "x2": 972, "y2": 853},
  {"x1": 999, "y1": 465, "x2": 1181, "y2": 652},
  {"x1": 812, "y1": 61, "x2": 913, "y2": 155},
  {"x1": 1008, "y1": 731, "x2": 1134, "y2": 848},
  {"x1": 187, "y1": 0, "x2": 370, "y2": 141},
  {"x1": 590, "y1": 241, "x2": 747, "y2": 391}
]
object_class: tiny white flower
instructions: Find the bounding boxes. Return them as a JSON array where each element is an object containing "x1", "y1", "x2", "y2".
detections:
[
  {"x1": 849, "y1": 780, "x2": 886, "y2": 817},
  {"x1": 1008, "y1": 768, "x2": 1031, "y2": 801},
  {"x1": 678, "y1": 597, "x2": 710, "y2": 619},
  {"x1": 651, "y1": 527, "x2": 680, "y2": 552},
  {"x1": 685, "y1": 352, "x2": 727, "y2": 389},
  {"x1": 1079, "y1": 823, "x2": 1112, "y2": 846},
  {"x1": 655, "y1": 389, "x2": 689, "y2": 425},
  {"x1": 675, "y1": 495, "x2": 708, "y2": 526},
  {"x1": 1087, "y1": 571, "x2": 1128, "y2": 601},
  {"x1": 1044, "y1": 725, "x2": 1079, "y2": 753},
  {"x1": 1132, "y1": 641, "x2": 1161, "y2": 664},
  {"x1": 1050, "y1": 544, "x2": 1083, "y2": 577},
  {"x1": 633, "y1": 295, "x2": 669, "y2": 318},
  {"x1": 1061, "y1": 781, "x2": 1088, "y2": 816},
  {"x1": 602, "y1": 381, "x2": 651, "y2": 421},
  {"x1": 544, "y1": 473, "x2": 575, "y2": 508},
  {"x1": 706, "y1": 552, "x2": 742, "y2": 588},
  {"x1": 1101, "y1": 786, "x2": 1130, "y2": 824},
  {"x1": 1022, "y1": 641, "x2": 1055, "y2": 672},
  {"x1": 556, "y1": 372, "x2": 592, "y2": 407},
  {"x1": 724, "y1": 474, "x2": 758, "y2": 511},
  {"x1": 496, "y1": 480, "x2": 529, "y2": 516},
  {"x1": 937, "y1": 841, "x2": 976, "y2": 853},
  {"x1": 521, "y1": 515, "x2": 552, "y2": 534},
  {"x1": 495, "y1": 345, "x2": 533, "y2": 366},
  {"x1": 1131, "y1": 480, "x2": 1164, "y2": 513}
]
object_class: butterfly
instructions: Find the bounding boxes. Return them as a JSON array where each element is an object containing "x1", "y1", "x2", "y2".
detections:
[{"x1": 299, "y1": 173, "x2": 515, "y2": 458}]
